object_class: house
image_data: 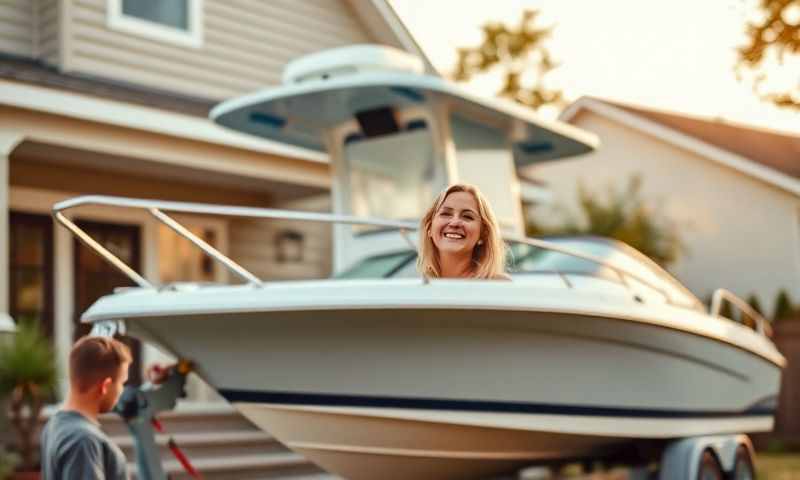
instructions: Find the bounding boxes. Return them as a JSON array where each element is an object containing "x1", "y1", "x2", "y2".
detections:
[
  {"x1": 0, "y1": 0, "x2": 432, "y2": 397},
  {"x1": 527, "y1": 96, "x2": 800, "y2": 315}
]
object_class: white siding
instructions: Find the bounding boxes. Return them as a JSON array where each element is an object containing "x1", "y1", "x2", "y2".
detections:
[
  {"x1": 230, "y1": 195, "x2": 332, "y2": 281},
  {"x1": 66, "y1": 0, "x2": 372, "y2": 99},
  {"x1": 37, "y1": 0, "x2": 59, "y2": 65},
  {"x1": 529, "y1": 110, "x2": 800, "y2": 314},
  {"x1": 0, "y1": 0, "x2": 34, "y2": 58}
]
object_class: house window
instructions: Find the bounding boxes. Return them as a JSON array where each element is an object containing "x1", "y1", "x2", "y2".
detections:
[
  {"x1": 9, "y1": 212, "x2": 54, "y2": 340},
  {"x1": 108, "y1": 0, "x2": 203, "y2": 48}
]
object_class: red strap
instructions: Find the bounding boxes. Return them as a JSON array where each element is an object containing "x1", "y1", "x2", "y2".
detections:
[
  {"x1": 167, "y1": 438, "x2": 203, "y2": 479},
  {"x1": 150, "y1": 418, "x2": 202, "y2": 479},
  {"x1": 151, "y1": 418, "x2": 165, "y2": 433}
]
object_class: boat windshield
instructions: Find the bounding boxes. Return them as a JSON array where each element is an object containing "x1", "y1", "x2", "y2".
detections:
[
  {"x1": 335, "y1": 236, "x2": 700, "y2": 308},
  {"x1": 511, "y1": 237, "x2": 699, "y2": 307},
  {"x1": 335, "y1": 251, "x2": 417, "y2": 279}
]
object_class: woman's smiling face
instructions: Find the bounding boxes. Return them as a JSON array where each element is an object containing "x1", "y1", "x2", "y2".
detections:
[{"x1": 430, "y1": 191, "x2": 482, "y2": 256}]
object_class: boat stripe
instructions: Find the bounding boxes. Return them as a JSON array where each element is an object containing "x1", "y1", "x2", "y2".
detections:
[{"x1": 219, "y1": 389, "x2": 776, "y2": 419}]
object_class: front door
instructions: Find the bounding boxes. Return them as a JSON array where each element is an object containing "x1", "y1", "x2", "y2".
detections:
[{"x1": 73, "y1": 219, "x2": 142, "y2": 385}]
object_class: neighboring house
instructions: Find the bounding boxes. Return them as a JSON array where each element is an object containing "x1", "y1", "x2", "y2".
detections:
[
  {"x1": 0, "y1": 0, "x2": 431, "y2": 397},
  {"x1": 527, "y1": 96, "x2": 800, "y2": 315}
]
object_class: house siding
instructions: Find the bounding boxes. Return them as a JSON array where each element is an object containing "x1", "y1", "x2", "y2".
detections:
[
  {"x1": 65, "y1": 0, "x2": 371, "y2": 100},
  {"x1": 0, "y1": 0, "x2": 35, "y2": 58},
  {"x1": 530, "y1": 110, "x2": 800, "y2": 313},
  {"x1": 38, "y1": 0, "x2": 59, "y2": 65},
  {"x1": 230, "y1": 195, "x2": 332, "y2": 281}
]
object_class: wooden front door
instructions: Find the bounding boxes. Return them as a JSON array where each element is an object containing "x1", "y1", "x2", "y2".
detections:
[{"x1": 73, "y1": 219, "x2": 142, "y2": 385}]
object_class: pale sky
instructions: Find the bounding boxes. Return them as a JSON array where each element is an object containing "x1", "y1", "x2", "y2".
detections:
[{"x1": 389, "y1": 0, "x2": 800, "y2": 134}]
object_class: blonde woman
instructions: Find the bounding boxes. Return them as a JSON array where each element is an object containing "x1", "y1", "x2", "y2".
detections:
[{"x1": 418, "y1": 184, "x2": 509, "y2": 279}]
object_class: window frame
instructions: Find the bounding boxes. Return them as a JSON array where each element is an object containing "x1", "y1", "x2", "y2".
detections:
[{"x1": 107, "y1": 0, "x2": 204, "y2": 49}]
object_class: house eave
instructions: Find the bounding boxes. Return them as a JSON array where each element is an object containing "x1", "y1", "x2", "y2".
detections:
[
  {"x1": 560, "y1": 97, "x2": 800, "y2": 197},
  {"x1": 0, "y1": 79, "x2": 329, "y2": 164}
]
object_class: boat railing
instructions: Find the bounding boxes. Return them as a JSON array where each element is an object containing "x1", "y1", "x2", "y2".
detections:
[
  {"x1": 54, "y1": 195, "x2": 720, "y2": 318},
  {"x1": 711, "y1": 288, "x2": 772, "y2": 337}
]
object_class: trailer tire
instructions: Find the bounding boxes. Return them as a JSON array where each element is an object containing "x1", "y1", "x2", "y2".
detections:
[
  {"x1": 697, "y1": 450, "x2": 723, "y2": 480},
  {"x1": 731, "y1": 445, "x2": 755, "y2": 480}
]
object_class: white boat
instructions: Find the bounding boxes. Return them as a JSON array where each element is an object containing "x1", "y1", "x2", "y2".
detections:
[{"x1": 55, "y1": 45, "x2": 785, "y2": 480}]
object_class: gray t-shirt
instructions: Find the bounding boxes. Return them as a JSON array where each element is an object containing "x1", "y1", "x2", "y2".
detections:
[{"x1": 40, "y1": 410, "x2": 129, "y2": 480}]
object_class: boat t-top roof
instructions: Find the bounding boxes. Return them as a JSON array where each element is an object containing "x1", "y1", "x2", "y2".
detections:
[{"x1": 210, "y1": 45, "x2": 598, "y2": 165}]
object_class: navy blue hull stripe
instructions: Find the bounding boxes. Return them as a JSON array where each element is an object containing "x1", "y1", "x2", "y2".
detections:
[{"x1": 219, "y1": 389, "x2": 775, "y2": 419}]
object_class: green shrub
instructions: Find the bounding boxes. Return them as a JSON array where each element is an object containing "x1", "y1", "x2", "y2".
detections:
[
  {"x1": 747, "y1": 294, "x2": 764, "y2": 315},
  {"x1": 526, "y1": 175, "x2": 683, "y2": 267},
  {"x1": 0, "y1": 320, "x2": 57, "y2": 471},
  {"x1": 0, "y1": 447, "x2": 19, "y2": 479},
  {"x1": 773, "y1": 290, "x2": 796, "y2": 322}
]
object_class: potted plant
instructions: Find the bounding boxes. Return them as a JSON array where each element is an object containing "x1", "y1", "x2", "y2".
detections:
[{"x1": 0, "y1": 320, "x2": 57, "y2": 479}]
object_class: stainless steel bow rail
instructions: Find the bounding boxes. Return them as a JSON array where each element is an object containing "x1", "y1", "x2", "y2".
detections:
[{"x1": 52, "y1": 195, "x2": 769, "y2": 336}]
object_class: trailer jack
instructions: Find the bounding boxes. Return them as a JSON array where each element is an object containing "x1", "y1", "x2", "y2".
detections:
[{"x1": 114, "y1": 361, "x2": 202, "y2": 480}]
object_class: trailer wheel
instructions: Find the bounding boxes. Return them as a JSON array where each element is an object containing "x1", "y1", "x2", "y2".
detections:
[
  {"x1": 732, "y1": 445, "x2": 755, "y2": 480},
  {"x1": 697, "y1": 450, "x2": 723, "y2": 480}
]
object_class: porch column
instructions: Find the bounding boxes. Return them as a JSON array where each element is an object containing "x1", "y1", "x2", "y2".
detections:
[{"x1": 0, "y1": 131, "x2": 24, "y2": 332}]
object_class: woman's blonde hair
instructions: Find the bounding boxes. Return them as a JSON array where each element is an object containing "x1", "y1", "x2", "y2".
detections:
[{"x1": 417, "y1": 184, "x2": 506, "y2": 279}]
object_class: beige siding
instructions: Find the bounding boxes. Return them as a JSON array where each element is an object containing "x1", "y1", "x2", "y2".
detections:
[
  {"x1": 37, "y1": 0, "x2": 59, "y2": 65},
  {"x1": 66, "y1": 0, "x2": 372, "y2": 99},
  {"x1": 0, "y1": 0, "x2": 34, "y2": 58},
  {"x1": 530, "y1": 110, "x2": 800, "y2": 312},
  {"x1": 230, "y1": 195, "x2": 332, "y2": 281}
]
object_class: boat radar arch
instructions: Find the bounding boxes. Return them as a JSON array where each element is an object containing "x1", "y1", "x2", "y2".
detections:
[{"x1": 210, "y1": 44, "x2": 598, "y2": 271}]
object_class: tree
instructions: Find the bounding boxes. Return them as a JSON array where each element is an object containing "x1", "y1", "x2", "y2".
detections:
[
  {"x1": 737, "y1": 0, "x2": 800, "y2": 110},
  {"x1": 453, "y1": 10, "x2": 565, "y2": 112},
  {"x1": 526, "y1": 176, "x2": 683, "y2": 266},
  {"x1": 773, "y1": 289, "x2": 796, "y2": 320}
]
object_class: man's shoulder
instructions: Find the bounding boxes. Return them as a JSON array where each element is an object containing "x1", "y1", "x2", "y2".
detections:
[{"x1": 44, "y1": 411, "x2": 106, "y2": 445}]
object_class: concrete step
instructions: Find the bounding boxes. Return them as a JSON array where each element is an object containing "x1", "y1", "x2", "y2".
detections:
[
  {"x1": 98, "y1": 405, "x2": 256, "y2": 437},
  {"x1": 113, "y1": 430, "x2": 290, "y2": 460},
  {"x1": 130, "y1": 452, "x2": 335, "y2": 480}
]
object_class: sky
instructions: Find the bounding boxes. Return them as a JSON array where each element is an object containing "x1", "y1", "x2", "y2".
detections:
[{"x1": 389, "y1": 0, "x2": 800, "y2": 135}]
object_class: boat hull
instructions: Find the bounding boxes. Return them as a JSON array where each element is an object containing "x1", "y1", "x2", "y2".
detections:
[{"x1": 120, "y1": 304, "x2": 781, "y2": 479}]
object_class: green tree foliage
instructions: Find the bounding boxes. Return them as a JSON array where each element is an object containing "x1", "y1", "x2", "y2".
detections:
[
  {"x1": 453, "y1": 10, "x2": 564, "y2": 112},
  {"x1": 0, "y1": 321, "x2": 57, "y2": 471},
  {"x1": 526, "y1": 176, "x2": 683, "y2": 266},
  {"x1": 747, "y1": 294, "x2": 764, "y2": 315},
  {"x1": 718, "y1": 300, "x2": 735, "y2": 320},
  {"x1": 773, "y1": 289, "x2": 797, "y2": 321},
  {"x1": 737, "y1": 0, "x2": 800, "y2": 110}
]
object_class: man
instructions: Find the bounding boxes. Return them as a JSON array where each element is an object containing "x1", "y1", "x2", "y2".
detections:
[{"x1": 41, "y1": 336, "x2": 132, "y2": 479}]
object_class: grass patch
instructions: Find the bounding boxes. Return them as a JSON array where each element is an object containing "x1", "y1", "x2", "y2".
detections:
[{"x1": 757, "y1": 452, "x2": 800, "y2": 480}]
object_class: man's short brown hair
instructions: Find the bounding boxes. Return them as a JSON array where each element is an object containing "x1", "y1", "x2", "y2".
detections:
[{"x1": 69, "y1": 336, "x2": 132, "y2": 392}]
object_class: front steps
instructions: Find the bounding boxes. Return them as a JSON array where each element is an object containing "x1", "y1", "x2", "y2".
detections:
[{"x1": 46, "y1": 403, "x2": 338, "y2": 479}]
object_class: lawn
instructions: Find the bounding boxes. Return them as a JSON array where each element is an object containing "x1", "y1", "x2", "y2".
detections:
[{"x1": 757, "y1": 452, "x2": 800, "y2": 480}]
